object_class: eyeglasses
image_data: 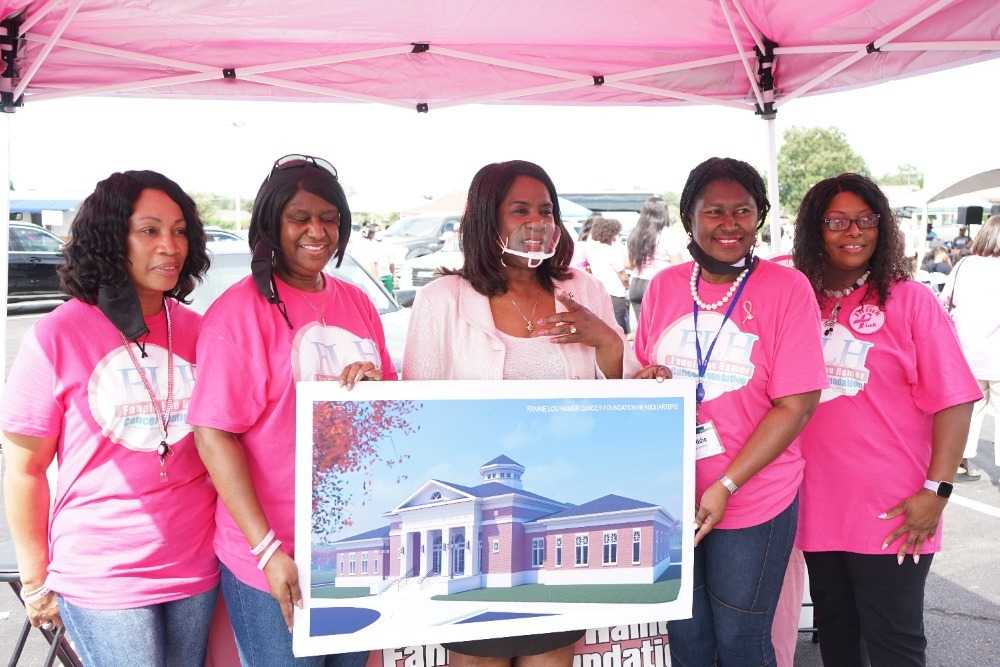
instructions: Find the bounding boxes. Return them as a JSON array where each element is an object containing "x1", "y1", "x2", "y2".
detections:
[
  {"x1": 822, "y1": 213, "x2": 880, "y2": 231},
  {"x1": 270, "y1": 154, "x2": 338, "y2": 180}
]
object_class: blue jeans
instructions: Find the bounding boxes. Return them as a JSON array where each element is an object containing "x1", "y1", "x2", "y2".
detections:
[
  {"x1": 667, "y1": 497, "x2": 798, "y2": 667},
  {"x1": 221, "y1": 564, "x2": 370, "y2": 667},
  {"x1": 59, "y1": 588, "x2": 217, "y2": 667}
]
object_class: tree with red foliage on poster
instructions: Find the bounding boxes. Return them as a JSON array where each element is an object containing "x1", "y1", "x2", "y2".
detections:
[{"x1": 312, "y1": 400, "x2": 421, "y2": 539}]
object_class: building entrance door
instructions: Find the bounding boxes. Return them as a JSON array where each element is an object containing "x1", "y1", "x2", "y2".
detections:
[{"x1": 431, "y1": 536, "x2": 443, "y2": 575}]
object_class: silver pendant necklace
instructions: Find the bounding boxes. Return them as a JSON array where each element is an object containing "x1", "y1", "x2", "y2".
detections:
[{"x1": 508, "y1": 294, "x2": 539, "y2": 334}]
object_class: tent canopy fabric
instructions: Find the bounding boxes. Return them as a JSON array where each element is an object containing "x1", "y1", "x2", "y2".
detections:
[
  {"x1": 2, "y1": 1, "x2": 999, "y2": 112},
  {"x1": 928, "y1": 168, "x2": 1000, "y2": 202}
]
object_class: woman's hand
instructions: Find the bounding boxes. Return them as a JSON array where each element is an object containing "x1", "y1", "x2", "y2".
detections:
[
  {"x1": 24, "y1": 589, "x2": 61, "y2": 631},
  {"x1": 880, "y1": 490, "x2": 947, "y2": 564},
  {"x1": 633, "y1": 365, "x2": 672, "y2": 381},
  {"x1": 339, "y1": 361, "x2": 382, "y2": 389},
  {"x1": 263, "y1": 549, "x2": 302, "y2": 632},
  {"x1": 694, "y1": 481, "x2": 731, "y2": 546},
  {"x1": 533, "y1": 291, "x2": 620, "y2": 351}
]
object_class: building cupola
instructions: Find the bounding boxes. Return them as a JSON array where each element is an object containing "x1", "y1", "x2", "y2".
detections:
[{"x1": 479, "y1": 455, "x2": 525, "y2": 490}]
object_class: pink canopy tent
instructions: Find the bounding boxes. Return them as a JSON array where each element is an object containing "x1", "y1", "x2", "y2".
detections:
[{"x1": 0, "y1": 0, "x2": 999, "y2": 369}]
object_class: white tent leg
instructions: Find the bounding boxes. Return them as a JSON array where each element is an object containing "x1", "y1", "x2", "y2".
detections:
[
  {"x1": 766, "y1": 116, "x2": 782, "y2": 255},
  {"x1": 0, "y1": 112, "x2": 10, "y2": 388}
]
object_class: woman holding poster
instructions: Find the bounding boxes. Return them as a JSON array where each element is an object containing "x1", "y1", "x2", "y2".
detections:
[
  {"x1": 1, "y1": 171, "x2": 218, "y2": 665},
  {"x1": 189, "y1": 155, "x2": 394, "y2": 666},
  {"x1": 403, "y1": 159, "x2": 637, "y2": 665},
  {"x1": 792, "y1": 173, "x2": 980, "y2": 667},
  {"x1": 633, "y1": 157, "x2": 826, "y2": 666}
]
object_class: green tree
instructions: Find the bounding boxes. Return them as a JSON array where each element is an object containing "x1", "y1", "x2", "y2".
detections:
[
  {"x1": 879, "y1": 163, "x2": 924, "y2": 189},
  {"x1": 778, "y1": 127, "x2": 869, "y2": 214}
]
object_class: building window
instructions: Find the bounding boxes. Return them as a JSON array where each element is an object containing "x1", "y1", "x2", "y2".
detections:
[
  {"x1": 362, "y1": 556, "x2": 369, "y2": 574},
  {"x1": 339, "y1": 558, "x2": 345, "y2": 575},
  {"x1": 531, "y1": 538, "x2": 544, "y2": 567},
  {"x1": 349, "y1": 553, "x2": 356, "y2": 574},
  {"x1": 633, "y1": 529, "x2": 641, "y2": 564},
  {"x1": 575, "y1": 535, "x2": 589, "y2": 566},
  {"x1": 555, "y1": 537, "x2": 563, "y2": 567},
  {"x1": 430, "y1": 491, "x2": 442, "y2": 500},
  {"x1": 603, "y1": 531, "x2": 618, "y2": 565},
  {"x1": 492, "y1": 539, "x2": 500, "y2": 554},
  {"x1": 373, "y1": 556, "x2": 379, "y2": 573}
]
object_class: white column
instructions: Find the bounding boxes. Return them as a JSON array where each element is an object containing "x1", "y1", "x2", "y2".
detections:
[
  {"x1": 464, "y1": 522, "x2": 476, "y2": 576},
  {"x1": 765, "y1": 116, "x2": 782, "y2": 255},
  {"x1": 419, "y1": 529, "x2": 430, "y2": 576},
  {"x1": 441, "y1": 529, "x2": 451, "y2": 578}
]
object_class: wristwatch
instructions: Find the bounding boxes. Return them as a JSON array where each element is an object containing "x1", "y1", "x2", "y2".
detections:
[{"x1": 923, "y1": 479, "x2": 953, "y2": 499}]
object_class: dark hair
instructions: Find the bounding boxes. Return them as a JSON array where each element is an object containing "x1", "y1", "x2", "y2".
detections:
[
  {"x1": 248, "y1": 162, "x2": 352, "y2": 269},
  {"x1": 447, "y1": 160, "x2": 572, "y2": 296},
  {"x1": 679, "y1": 157, "x2": 770, "y2": 233},
  {"x1": 579, "y1": 214, "x2": 602, "y2": 242},
  {"x1": 590, "y1": 217, "x2": 622, "y2": 245},
  {"x1": 628, "y1": 195, "x2": 668, "y2": 269},
  {"x1": 792, "y1": 173, "x2": 909, "y2": 306},
  {"x1": 59, "y1": 170, "x2": 209, "y2": 303},
  {"x1": 971, "y1": 215, "x2": 1000, "y2": 257}
]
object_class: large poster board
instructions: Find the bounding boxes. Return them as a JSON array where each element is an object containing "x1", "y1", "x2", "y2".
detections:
[{"x1": 294, "y1": 380, "x2": 695, "y2": 656}]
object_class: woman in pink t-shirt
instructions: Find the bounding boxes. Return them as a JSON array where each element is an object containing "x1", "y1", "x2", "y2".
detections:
[
  {"x1": 189, "y1": 155, "x2": 393, "y2": 667},
  {"x1": 634, "y1": 157, "x2": 827, "y2": 666},
  {"x1": 1, "y1": 171, "x2": 218, "y2": 665},
  {"x1": 792, "y1": 173, "x2": 980, "y2": 667},
  {"x1": 404, "y1": 160, "x2": 636, "y2": 666}
]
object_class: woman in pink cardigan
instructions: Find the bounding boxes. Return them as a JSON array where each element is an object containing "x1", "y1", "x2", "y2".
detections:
[{"x1": 403, "y1": 160, "x2": 636, "y2": 666}]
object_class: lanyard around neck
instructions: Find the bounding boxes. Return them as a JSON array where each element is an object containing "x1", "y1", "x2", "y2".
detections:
[{"x1": 692, "y1": 266, "x2": 754, "y2": 405}]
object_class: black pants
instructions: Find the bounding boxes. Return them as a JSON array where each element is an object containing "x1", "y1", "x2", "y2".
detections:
[
  {"x1": 628, "y1": 277, "x2": 648, "y2": 321},
  {"x1": 804, "y1": 551, "x2": 933, "y2": 667},
  {"x1": 611, "y1": 295, "x2": 630, "y2": 334}
]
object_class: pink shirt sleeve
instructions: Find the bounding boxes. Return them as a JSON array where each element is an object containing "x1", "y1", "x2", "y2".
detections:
[
  {"x1": 765, "y1": 272, "x2": 828, "y2": 400},
  {"x1": 0, "y1": 327, "x2": 60, "y2": 438},
  {"x1": 908, "y1": 284, "x2": 982, "y2": 413}
]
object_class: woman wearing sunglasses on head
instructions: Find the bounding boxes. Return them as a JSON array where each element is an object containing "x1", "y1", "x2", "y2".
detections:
[
  {"x1": 403, "y1": 160, "x2": 637, "y2": 667},
  {"x1": 792, "y1": 173, "x2": 980, "y2": 667},
  {"x1": 1, "y1": 171, "x2": 218, "y2": 666},
  {"x1": 633, "y1": 157, "x2": 826, "y2": 666},
  {"x1": 188, "y1": 155, "x2": 394, "y2": 666}
]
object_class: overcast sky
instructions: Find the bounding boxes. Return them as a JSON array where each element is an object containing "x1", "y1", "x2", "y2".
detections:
[{"x1": 8, "y1": 57, "x2": 1000, "y2": 212}]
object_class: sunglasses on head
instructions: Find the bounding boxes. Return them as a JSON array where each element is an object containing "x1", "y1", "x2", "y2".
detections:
[{"x1": 270, "y1": 154, "x2": 338, "y2": 180}]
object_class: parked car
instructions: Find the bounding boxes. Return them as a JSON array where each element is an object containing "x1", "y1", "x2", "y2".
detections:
[
  {"x1": 7, "y1": 222, "x2": 67, "y2": 302},
  {"x1": 378, "y1": 214, "x2": 460, "y2": 260},
  {"x1": 204, "y1": 226, "x2": 245, "y2": 244},
  {"x1": 189, "y1": 244, "x2": 410, "y2": 374},
  {"x1": 396, "y1": 234, "x2": 463, "y2": 293}
]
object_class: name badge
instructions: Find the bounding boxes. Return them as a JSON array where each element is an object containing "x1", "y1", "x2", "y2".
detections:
[{"x1": 695, "y1": 421, "x2": 726, "y2": 460}]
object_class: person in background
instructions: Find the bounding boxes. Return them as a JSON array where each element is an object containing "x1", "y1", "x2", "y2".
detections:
[
  {"x1": 941, "y1": 214, "x2": 1000, "y2": 479},
  {"x1": 634, "y1": 157, "x2": 826, "y2": 666},
  {"x1": 189, "y1": 154, "x2": 393, "y2": 667},
  {"x1": 626, "y1": 195, "x2": 670, "y2": 320},
  {"x1": 404, "y1": 159, "x2": 636, "y2": 667},
  {"x1": 1, "y1": 171, "x2": 217, "y2": 666},
  {"x1": 570, "y1": 213, "x2": 601, "y2": 271},
  {"x1": 793, "y1": 173, "x2": 980, "y2": 667},
  {"x1": 586, "y1": 217, "x2": 630, "y2": 334}
]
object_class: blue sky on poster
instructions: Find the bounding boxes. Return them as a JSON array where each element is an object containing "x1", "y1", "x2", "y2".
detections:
[
  {"x1": 322, "y1": 396, "x2": 685, "y2": 544},
  {"x1": 9, "y1": 57, "x2": 1000, "y2": 210}
]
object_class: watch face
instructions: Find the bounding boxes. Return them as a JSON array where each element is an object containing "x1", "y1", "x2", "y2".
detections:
[{"x1": 938, "y1": 481, "x2": 954, "y2": 498}]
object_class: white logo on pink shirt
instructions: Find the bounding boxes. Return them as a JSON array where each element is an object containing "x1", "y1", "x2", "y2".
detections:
[
  {"x1": 87, "y1": 344, "x2": 196, "y2": 452},
  {"x1": 654, "y1": 312, "x2": 759, "y2": 402},
  {"x1": 819, "y1": 322, "x2": 874, "y2": 403},
  {"x1": 291, "y1": 323, "x2": 381, "y2": 381}
]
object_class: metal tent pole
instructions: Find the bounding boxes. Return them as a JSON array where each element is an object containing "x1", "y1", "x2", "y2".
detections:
[{"x1": 766, "y1": 116, "x2": 782, "y2": 255}]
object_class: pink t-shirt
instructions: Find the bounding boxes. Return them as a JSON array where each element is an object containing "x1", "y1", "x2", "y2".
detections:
[
  {"x1": 187, "y1": 273, "x2": 396, "y2": 591},
  {"x1": 635, "y1": 259, "x2": 828, "y2": 529},
  {"x1": 0, "y1": 299, "x2": 218, "y2": 609},
  {"x1": 797, "y1": 280, "x2": 982, "y2": 554}
]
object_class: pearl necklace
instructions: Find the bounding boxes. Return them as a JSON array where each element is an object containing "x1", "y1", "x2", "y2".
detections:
[
  {"x1": 689, "y1": 264, "x2": 751, "y2": 311},
  {"x1": 822, "y1": 270, "x2": 870, "y2": 298}
]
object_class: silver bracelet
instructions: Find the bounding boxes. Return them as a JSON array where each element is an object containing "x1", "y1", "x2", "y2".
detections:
[{"x1": 719, "y1": 475, "x2": 739, "y2": 495}]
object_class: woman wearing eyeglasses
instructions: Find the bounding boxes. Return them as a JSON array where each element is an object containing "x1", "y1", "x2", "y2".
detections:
[
  {"x1": 1, "y1": 171, "x2": 217, "y2": 665},
  {"x1": 633, "y1": 157, "x2": 826, "y2": 666},
  {"x1": 189, "y1": 155, "x2": 394, "y2": 666},
  {"x1": 792, "y1": 173, "x2": 980, "y2": 667}
]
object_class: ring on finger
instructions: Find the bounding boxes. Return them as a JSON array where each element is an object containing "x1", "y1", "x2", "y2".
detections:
[
  {"x1": 41, "y1": 621, "x2": 54, "y2": 630},
  {"x1": 569, "y1": 325, "x2": 577, "y2": 335}
]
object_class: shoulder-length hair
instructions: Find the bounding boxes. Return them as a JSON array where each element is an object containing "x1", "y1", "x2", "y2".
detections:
[
  {"x1": 248, "y1": 162, "x2": 352, "y2": 268},
  {"x1": 792, "y1": 173, "x2": 909, "y2": 306},
  {"x1": 59, "y1": 170, "x2": 209, "y2": 303},
  {"x1": 971, "y1": 215, "x2": 1000, "y2": 257},
  {"x1": 446, "y1": 160, "x2": 572, "y2": 296},
  {"x1": 679, "y1": 157, "x2": 770, "y2": 233},
  {"x1": 628, "y1": 195, "x2": 668, "y2": 268}
]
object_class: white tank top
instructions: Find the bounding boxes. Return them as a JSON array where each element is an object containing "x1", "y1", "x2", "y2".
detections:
[{"x1": 496, "y1": 330, "x2": 569, "y2": 380}]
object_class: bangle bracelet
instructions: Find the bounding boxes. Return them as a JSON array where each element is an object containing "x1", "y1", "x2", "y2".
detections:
[
  {"x1": 21, "y1": 583, "x2": 51, "y2": 605},
  {"x1": 719, "y1": 475, "x2": 739, "y2": 495},
  {"x1": 250, "y1": 529, "x2": 276, "y2": 556},
  {"x1": 257, "y1": 539, "x2": 282, "y2": 571}
]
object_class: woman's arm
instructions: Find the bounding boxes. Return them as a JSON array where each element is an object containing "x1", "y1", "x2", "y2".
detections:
[
  {"x1": 193, "y1": 427, "x2": 301, "y2": 631},
  {"x1": 880, "y1": 402, "x2": 973, "y2": 562},
  {"x1": 2, "y1": 431, "x2": 62, "y2": 628},
  {"x1": 695, "y1": 390, "x2": 820, "y2": 544}
]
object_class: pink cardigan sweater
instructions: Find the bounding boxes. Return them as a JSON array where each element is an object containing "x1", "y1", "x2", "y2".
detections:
[{"x1": 402, "y1": 269, "x2": 639, "y2": 380}]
